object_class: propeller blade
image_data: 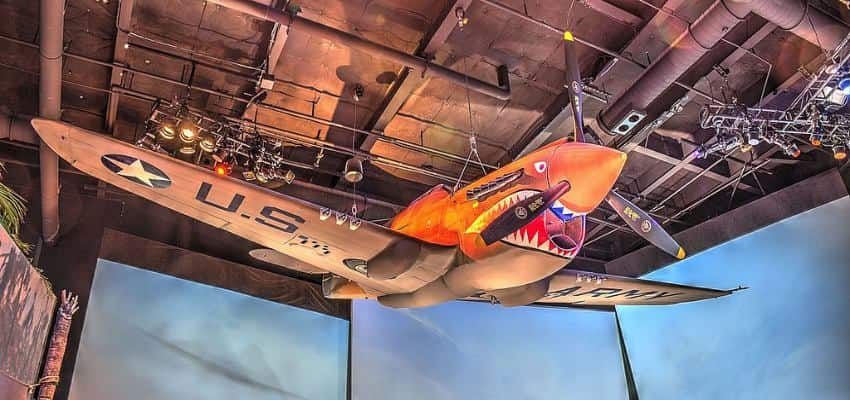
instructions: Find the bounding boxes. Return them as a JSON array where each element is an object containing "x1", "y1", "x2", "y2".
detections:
[
  {"x1": 480, "y1": 181, "x2": 571, "y2": 245},
  {"x1": 605, "y1": 191, "x2": 686, "y2": 259},
  {"x1": 564, "y1": 31, "x2": 585, "y2": 143}
]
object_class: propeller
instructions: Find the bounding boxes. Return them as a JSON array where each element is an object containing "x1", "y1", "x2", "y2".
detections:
[
  {"x1": 565, "y1": 33, "x2": 685, "y2": 259},
  {"x1": 564, "y1": 31, "x2": 585, "y2": 143},
  {"x1": 480, "y1": 181, "x2": 572, "y2": 245},
  {"x1": 605, "y1": 191, "x2": 686, "y2": 259}
]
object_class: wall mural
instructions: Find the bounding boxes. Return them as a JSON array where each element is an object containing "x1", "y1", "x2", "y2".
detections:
[
  {"x1": 618, "y1": 196, "x2": 850, "y2": 399},
  {"x1": 352, "y1": 300, "x2": 628, "y2": 400},
  {"x1": 68, "y1": 260, "x2": 348, "y2": 400}
]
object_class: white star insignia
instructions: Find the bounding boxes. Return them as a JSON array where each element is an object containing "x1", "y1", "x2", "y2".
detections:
[{"x1": 106, "y1": 157, "x2": 169, "y2": 187}]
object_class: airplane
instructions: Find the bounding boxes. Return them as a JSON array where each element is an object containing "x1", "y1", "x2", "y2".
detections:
[{"x1": 31, "y1": 31, "x2": 740, "y2": 309}]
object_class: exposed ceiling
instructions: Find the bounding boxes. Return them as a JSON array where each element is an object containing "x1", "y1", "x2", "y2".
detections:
[{"x1": 1, "y1": 0, "x2": 849, "y2": 262}]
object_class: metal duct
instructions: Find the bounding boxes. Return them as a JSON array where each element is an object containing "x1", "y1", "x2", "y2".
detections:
[
  {"x1": 39, "y1": 0, "x2": 65, "y2": 245},
  {"x1": 206, "y1": 0, "x2": 511, "y2": 100},
  {"x1": 0, "y1": 113, "x2": 38, "y2": 144},
  {"x1": 599, "y1": 0, "x2": 850, "y2": 138}
]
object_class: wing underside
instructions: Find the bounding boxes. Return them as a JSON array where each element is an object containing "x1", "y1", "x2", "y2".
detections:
[
  {"x1": 31, "y1": 119, "x2": 452, "y2": 297},
  {"x1": 468, "y1": 269, "x2": 735, "y2": 307}
]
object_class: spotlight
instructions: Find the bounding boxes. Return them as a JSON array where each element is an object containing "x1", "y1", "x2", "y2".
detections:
[
  {"x1": 281, "y1": 169, "x2": 295, "y2": 184},
  {"x1": 744, "y1": 131, "x2": 760, "y2": 146},
  {"x1": 785, "y1": 143, "x2": 801, "y2": 158},
  {"x1": 136, "y1": 133, "x2": 156, "y2": 148},
  {"x1": 319, "y1": 208, "x2": 332, "y2": 221},
  {"x1": 178, "y1": 145, "x2": 196, "y2": 155},
  {"x1": 213, "y1": 161, "x2": 232, "y2": 176},
  {"x1": 349, "y1": 217, "x2": 362, "y2": 231},
  {"x1": 834, "y1": 144, "x2": 848, "y2": 160},
  {"x1": 159, "y1": 122, "x2": 177, "y2": 140},
  {"x1": 335, "y1": 211, "x2": 348, "y2": 225},
  {"x1": 826, "y1": 62, "x2": 841, "y2": 74},
  {"x1": 344, "y1": 158, "x2": 364, "y2": 183},
  {"x1": 811, "y1": 133, "x2": 824, "y2": 146},
  {"x1": 212, "y1": 149, "x2": 231, "y2": 164},
  {"x1": 839, "y1": 77, "x2": 850, "y2": 95},
  {"x1": 198, "y1": 134, "x2": 216, "y2": 153},
  {"x1": 178, "y1": 119, "x2": 198, "y2": 143},
  {"x1": 455, "y1": 7, "x2": 469, "y2": 29},
  {"x1": 255, "y1": 166, "x2": 271, "y2": 184}
]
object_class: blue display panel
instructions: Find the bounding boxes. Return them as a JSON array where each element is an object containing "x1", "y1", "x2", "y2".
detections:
[
  {"x1": 69, "y1": 259, "x2": 349, "y2": 400},
  {"x1": 618, "y1": 197, "x2": 850, "y2": 400},
  {"x1": 352, "y1": 300, "x2": 628, "y2": 400}
]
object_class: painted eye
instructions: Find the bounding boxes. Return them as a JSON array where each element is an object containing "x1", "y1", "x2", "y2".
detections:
[{"x1": 534, "y1": 161, "x2": 547, "y2": 174}]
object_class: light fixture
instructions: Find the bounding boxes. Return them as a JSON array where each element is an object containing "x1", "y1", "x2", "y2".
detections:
[
  {"x1": 839, "y1": 77, "x2": 850, "y2": 95},
  {"x1": 136, "y1": 133, "x2": 156, "y2": 148},
  {"x1": 343, "y1": 158, "x2": 364, "y2": 183},
  {"x1": 178, "y1": 119, "x2": 198, "y2": 143},
  {"x1": 159, "y1": 122, "x2": 177, "y2": 140},
  {"x1": 212, "y1": 148, "x2": 231, "y2": 163},
  {"x1": 833, "y1": 144, "x2": 848, "y2": 160},
  {"x1": 335, "y1": 211, "x2": 348, "y2": 225},
  {"x1": 811, "y1": 133, "x2": 824, "y2": 146},
  {"x1": 282, "y1": 169, "x2": 295, "y2": 184},
  {"x1": 178, "y1": 145, "x2": 196, "y2": 155},
  {"x1": 214, "y1": 160, "x2": 232, "y2": 176},
  {"x1": 319, "y1": 208, "x2": 332, "y2": 221},
  {"x1": 826, "y1": 62, "x2": 841, "y2": 74},
  {"x1": 255, "y1": 165, "x2": 272, "y2": 184},
  {"x1": 349, "y1": 217, "x2": 361, "y2": 231},
  {"x1": 198, "y1": 134, "x2": 216, "y2": 153},
  {"x1": 785, "y1": 143, "x2": 801, "y2": 158}
]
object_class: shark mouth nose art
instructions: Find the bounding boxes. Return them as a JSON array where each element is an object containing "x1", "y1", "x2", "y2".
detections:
[{"x1": 467, "y1": 190, "x2": 583, "y2": 258}]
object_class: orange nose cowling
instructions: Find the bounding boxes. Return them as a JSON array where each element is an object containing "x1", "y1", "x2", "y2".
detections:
[{"x1": 547, "y1": 142, "x2": 626, "y2": 214}]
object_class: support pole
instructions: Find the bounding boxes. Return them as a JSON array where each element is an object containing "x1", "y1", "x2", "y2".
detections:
[
  {"x1": 35, "y1": 290, "x2": 79, "y2": 400},
  {"x1": 38, "y1": 0, "x2": 65, "y2": 245}
]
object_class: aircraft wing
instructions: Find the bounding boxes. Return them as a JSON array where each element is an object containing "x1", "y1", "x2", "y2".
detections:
[
  {"x1": 31, "y1": 119, "x2": 452, "y2": 297},
  {"x1": 466, "y1": 269, "x2": 736, "y2": 307},
  {"x1": 535, "y1": 269, "x2": 736, "y2": 306}
]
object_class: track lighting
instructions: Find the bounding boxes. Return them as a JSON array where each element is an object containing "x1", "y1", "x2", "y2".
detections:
[
  {"x1": 335, "y1": 211, "x2": 348, "y2": 225},
  {"x1": 319, "y1": 208, "x2": 332, "y2": 221}
]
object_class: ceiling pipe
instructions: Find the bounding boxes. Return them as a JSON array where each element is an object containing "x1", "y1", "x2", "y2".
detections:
[
  {"x1": 599, "y1": 0, "x2": 850, "y2": 141},
  {"x1": 38, "y1": 0, "x2": 65, "y2": 245},
  {"x1": 205, "y1": 0, "x2": 511, "y2": 100},
  {"x1": 0, "y1": 113, "x2": 39, "y2": 144}
]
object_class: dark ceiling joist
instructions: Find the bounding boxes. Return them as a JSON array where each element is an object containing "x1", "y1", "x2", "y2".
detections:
[
  {"x1": 104, "y1": 0, "x2": 135, "y2": 134},
  {"x1": 583, "y1": 0, "x2": 642, "y2": 26},
  {"x1": 630, "y1": 146, "x2": 760, "y2": 194},
  {"x1": 358, "y1": 0, "x2": 474, "y2": 153}
]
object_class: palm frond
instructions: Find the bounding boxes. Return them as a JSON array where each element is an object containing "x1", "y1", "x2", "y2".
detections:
[{"x1": 0, "y1": 163, "x2": 31, "y2": 253}]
